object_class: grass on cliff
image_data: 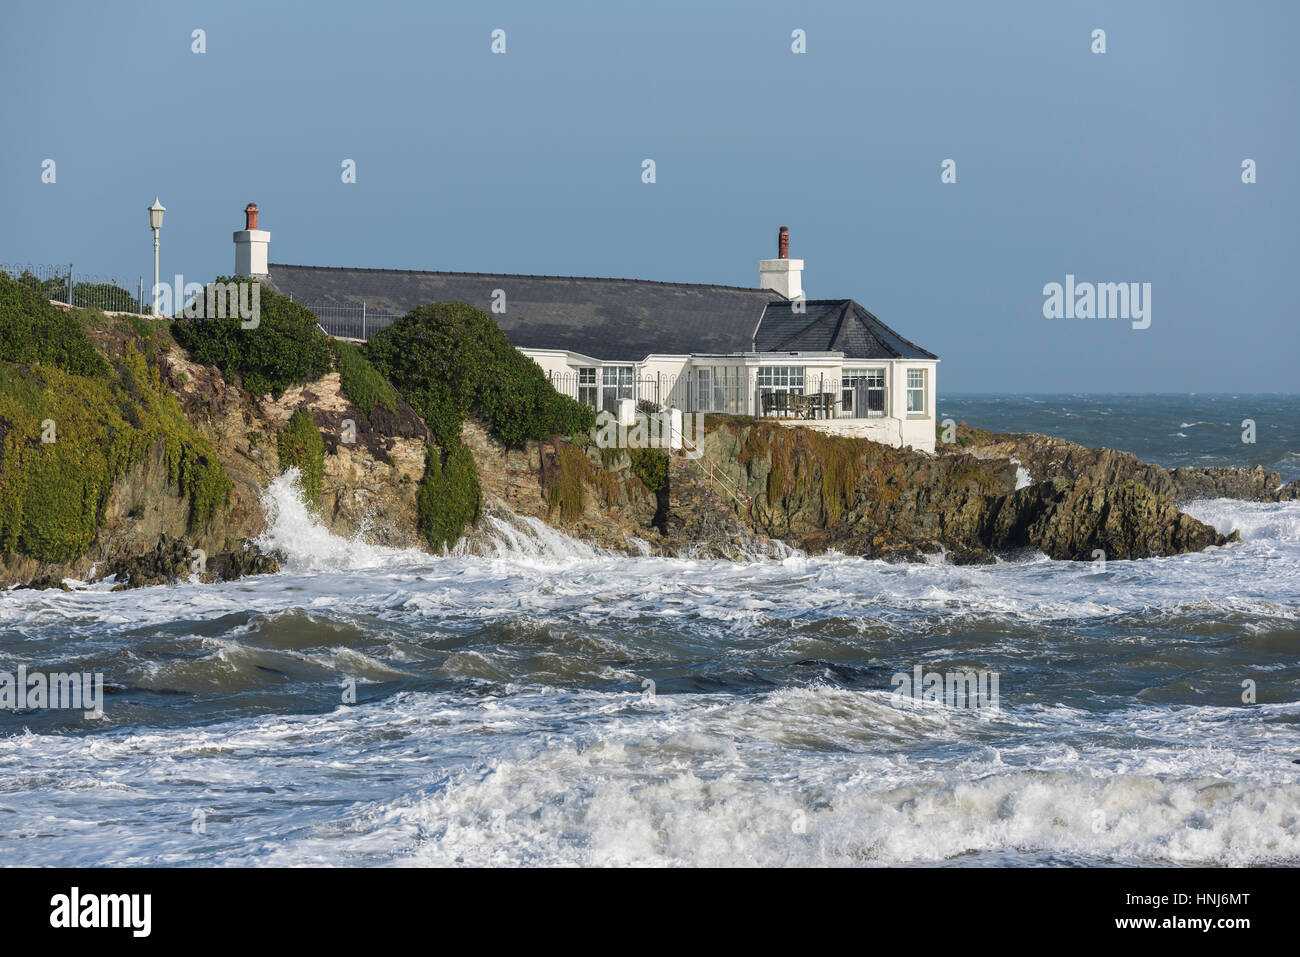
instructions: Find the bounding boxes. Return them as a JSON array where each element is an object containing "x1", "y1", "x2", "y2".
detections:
[
  {"x1": 546, "y1": 444, "x2": 593, "y2": 522},
  {"x1": 277, "y1": 409, "x2": 325, "y2": 508},
  {"x1": 333, "y1": 340, "x2": 398, "y2": 418},
  {"x1": 365, "y1": 302, "x2": 595, "y2": 549},
  {"x1": 722, "y1": 418, "x2": 862, "y2": 525},
  {"x1": 0, "y1": 279, "x2": 232, "y2": 563}
]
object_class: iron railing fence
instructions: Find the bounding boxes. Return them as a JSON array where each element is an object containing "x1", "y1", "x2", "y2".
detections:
[
  {"x1": 1, "y1": 262, "x2": 147, "y2": 313},
  {"x1": 546, "y1": 368, "x2": 894, "y2": 420},
  {"x1": 299, "y1": 302, "x2": 402, "y2": 341}
]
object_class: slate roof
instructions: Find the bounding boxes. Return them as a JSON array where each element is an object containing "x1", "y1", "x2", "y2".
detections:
[
  {"x1": 754, "y1": 300, "x2": 938, "y2": 360},
  {"x1": 264, "y1": 264, "x2": 938, "y2": 362},
  {"x1": 264, "y1": 264, "x2": 782, "y2": 362}
]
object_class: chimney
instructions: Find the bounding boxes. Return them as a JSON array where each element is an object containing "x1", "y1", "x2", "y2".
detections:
[
  {"x1": 233, "y1": 202, "x2": 270, "y2": 277},
  {"x1": 759, "y1": 225, "x2": 803, "y2": 300}
]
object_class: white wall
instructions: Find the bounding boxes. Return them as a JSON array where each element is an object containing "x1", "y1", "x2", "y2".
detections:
[
  {"x1": 891, "y1": 359, "x2": 938, "y2": 453},
  {"x1": 637, "y1": 355, "x2": 691, "y2": 408},
  {"x1": 519, "y1": 347, "x2": 939, "y2": 453}
]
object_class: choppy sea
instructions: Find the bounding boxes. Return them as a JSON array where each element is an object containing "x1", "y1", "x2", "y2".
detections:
[{"x1": 2, "y1": 394, "x2": 1297, "y2": 866}]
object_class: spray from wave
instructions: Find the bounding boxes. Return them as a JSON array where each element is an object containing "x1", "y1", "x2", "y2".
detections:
[
  {"x1": 1183, "y1": 498, "x2": 1300, "y2": 543},
  {"x1": 255, "y1": 473, "x2": 641, "y2": 572},
  {"x1": 254, "y1": 471, "x2": 433, "y2": 573}
]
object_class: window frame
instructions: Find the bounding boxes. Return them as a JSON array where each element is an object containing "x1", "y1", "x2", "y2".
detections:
[
  {"x1": 600, "y1": 365, "x2": 635, "y2": 414},
  {"x1": 576, "y1": 367, "x2": 598, "y2": 409},
  {"x1": 841, "y1": 367, "x2": 886, "y2": 417},
  {"x1": 906, "y1": 368, "x2": 927, "y2": 415}
]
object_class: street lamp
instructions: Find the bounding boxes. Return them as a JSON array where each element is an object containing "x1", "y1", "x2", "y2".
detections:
[{"x1": 148, "y1": 197, "x2": 165, "y2": 314}]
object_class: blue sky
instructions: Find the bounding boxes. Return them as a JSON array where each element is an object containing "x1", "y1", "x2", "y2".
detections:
[{"x1": 2, "y1": 0, "x2": 1296, "y2": 392}]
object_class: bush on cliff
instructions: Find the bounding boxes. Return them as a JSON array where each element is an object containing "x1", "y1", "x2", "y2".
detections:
[
  {"x1": 416, "y1": 443, "x2": 480, "y2": 551},
  {"x1": 364, "y1": 302, "x2": 595, "y2": 450},
  {"x1": 0, "y1": 273, "x2": 109, "y2": 377},
  {"x1": 333, "y1": 340, "x2": 398, "y2": 419},
  {"x1": 365, "y1": 302, "x2": 594, "y2": 549},
  {"x1": 277, "y1": 409, "x2": 325, "y2": 508},
  {"x1": 172, "y1": 279, "x2": 332, "y2": 399}
]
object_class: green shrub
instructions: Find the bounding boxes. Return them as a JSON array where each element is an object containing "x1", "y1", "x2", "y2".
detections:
[
  {"x1": 0, "y1": 272, "x2": 109, "y2": 377},
  {"x1": 0, "y1": 342, "x2": 231, "y2": 563},
  {"x1": 334, "y1": 340, "x2": 398, "y2": 418},
  {"x1": 172, "y1": 279, "x2": 332, "y2": 398},
  {"x1": 416, "y1": 442, "x2": 480, "y2": 550},
  {"x1": 628, "y1": 447, "x2": 668, "y2": 494},
  {"x1": 365, "y1": 302, "x2": 596, "y2": 548},
  {"x1": 365, "y1": 302, "x2": 595, "y2": 450},
  {"x1": 277, "y1": 409, "x2": 325, "y2": 507}
]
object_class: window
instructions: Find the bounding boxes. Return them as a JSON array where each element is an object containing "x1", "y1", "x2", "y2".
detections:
[
  {"x1": 756, "y1": 366, "x2": 805, "y2": 391},
  {"x1": 756, "y1": 366, "x2": 805, "y2": 416},
  {"x1": 695, "y1": 367, "x2": 711, "y2": 411},
  {"x1": 906, "y1": 369, "x2": 927, "y2": 414},
  {"x1": 693, "y1": 367, "x2": 744, "y2": 413},
  {"x1": 601, "y1": 366, "x2": 634, "y2": 414},
  {"x1": 577, "y1": 368, "x2": 597, "y2": 409},
  {"x1": 842, "y1": 368, "x2": 885, "y2": 417}
]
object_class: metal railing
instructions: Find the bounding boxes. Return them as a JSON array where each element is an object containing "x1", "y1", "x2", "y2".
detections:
[
  {"x1": 545, "y1": 367, "x2": 893, "y2": 420},
  {"x1": 300, "y1": 302, "x2": 402, "y2": 340},
  {"x1": 545, "y1": 372, "x2": 687, "y2": 413},
  {"x1": 1, "y1": 262, "x2": 146, "y2": 313}
]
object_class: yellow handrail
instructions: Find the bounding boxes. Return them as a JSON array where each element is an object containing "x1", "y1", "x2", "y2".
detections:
[{"x1": 679, "y1": 435, "x2": 750, "y2": 509}]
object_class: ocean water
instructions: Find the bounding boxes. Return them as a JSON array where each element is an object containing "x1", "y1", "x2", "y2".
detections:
[
  {"x1": 940, "y1": 393, "x2": 1300, "y2": 482},
  {"x1": 1, "y1": 397, "x2": 1298, "y2": 867}
]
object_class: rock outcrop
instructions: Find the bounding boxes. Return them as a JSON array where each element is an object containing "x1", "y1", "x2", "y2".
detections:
[
  {"x1": 675, "y1": 418, "x2": 1237, "y2": 562},
  {"x1": 98, "y1": 534, "x2": 281, "y2": 590},
  {"x1": 940, "y1": 426, "x2": 1300, "y2": 504}
]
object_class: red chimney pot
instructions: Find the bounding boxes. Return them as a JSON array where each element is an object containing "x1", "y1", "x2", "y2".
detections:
[
  {"x1": 244, "y1": 203, "x2": 259, "y2": 230},
  {"x1": 778, "y1": 226, "x2": 789, "y2": 259}
]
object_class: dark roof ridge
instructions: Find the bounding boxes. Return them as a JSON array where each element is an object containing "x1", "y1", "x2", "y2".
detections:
[
  {"x1": 268, "y1": 262, "x2": 775, "y2": 296},
  {"x1": 827, "y1": 300, "x2": 857, "y2": 353},
  {"x1": 850, "y1": 301, "x2": 938, "y2": 360}
]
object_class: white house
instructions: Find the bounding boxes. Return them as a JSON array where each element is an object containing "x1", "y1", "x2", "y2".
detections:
[{"x1": 239, "y1": 212, "x2": 940, "y2": 452}]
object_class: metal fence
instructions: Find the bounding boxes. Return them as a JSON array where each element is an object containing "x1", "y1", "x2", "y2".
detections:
[
  {"x1": 1, "y1": 262, "x2": 147, "y2": 313},
  {"x1": 301, "y1": 302, "x2": 402, "y2": 340},
  {"x1": 546, "y1": 367, "x2": 893, "y2": 420}
]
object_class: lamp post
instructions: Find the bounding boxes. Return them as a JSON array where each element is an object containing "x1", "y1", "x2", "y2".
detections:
[{"x1": 148, "y1": 197, "x2": 165, "y2": 314}]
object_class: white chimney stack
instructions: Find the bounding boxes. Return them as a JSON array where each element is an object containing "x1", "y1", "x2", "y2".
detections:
[
  {"x1": 234, "y1": 203, "x2": 270, "y2": 277},
  {"x1": 758, "y1": 225, "x2": 803, "y2": 300}
]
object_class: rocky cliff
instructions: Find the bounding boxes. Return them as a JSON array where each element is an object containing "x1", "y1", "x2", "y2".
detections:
[
  {"x1": 937, "y1": 424, "x2": 1300, "y2": 504},
  {"x1": 681, "y1": 418, "x2": 1236, "y2": 562},
  {"x1": 2, "y1": 308, "x2": 1277, "y2": 587}
]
